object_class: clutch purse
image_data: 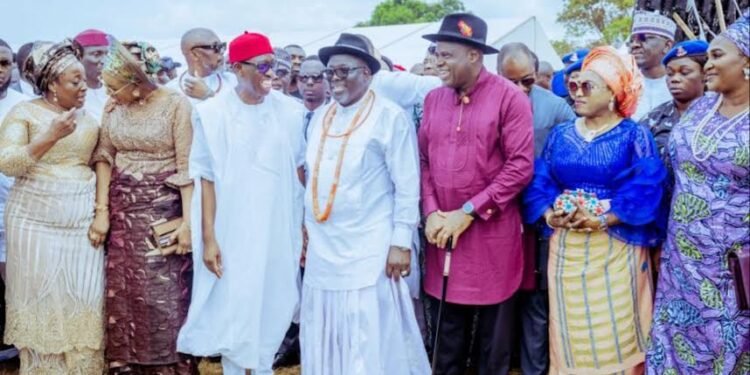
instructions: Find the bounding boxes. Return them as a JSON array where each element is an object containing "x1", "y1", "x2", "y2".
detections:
[
  {"x1": 554, "y1": 189, "x2": 607, "y2": 215},
  {"x1": 145, "y1": 217, "x2": 184, "y2": 256},
  {"x1": 728, "y1": 247, "x2": 749, "y2": 311}
]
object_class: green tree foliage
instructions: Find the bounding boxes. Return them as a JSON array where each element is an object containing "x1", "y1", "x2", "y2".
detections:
[
  {"x1": 552, "y1": 0, "x2": 634, "y2": 52},
  {"x1": 358, "y1": 0, "x2": 466, "y2": 27}
]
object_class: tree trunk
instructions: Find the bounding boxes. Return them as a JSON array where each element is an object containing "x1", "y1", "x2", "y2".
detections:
[{"x1": 635, "y1": 0, "x2": 749, "y2": 41}]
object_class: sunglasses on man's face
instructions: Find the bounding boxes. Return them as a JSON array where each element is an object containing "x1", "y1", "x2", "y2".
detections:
[
  {"x1": 239, "y1": 60, "x2": 275, "y2": 74},
  {"x1": 567, "y1": 81, "x2": 601, "y2": 97},
  {"x1": 508, "y1": 76, "x2": 536, "y2": 88},
  {"x1": 275, "y1": 69, "x2": 290, "y2": 78},
  {"x1": 323, "y1": 66, "x2": 366, "y2": 80},
  {"x1": 299, "y1": 74, "x2": 325, "y2": 83},
  {"x1": 629, "y1": 34, "x2": 663, "y2": 45},
  {"x1": 191, "y1": 42, "x2": 227, "y2": 54}
]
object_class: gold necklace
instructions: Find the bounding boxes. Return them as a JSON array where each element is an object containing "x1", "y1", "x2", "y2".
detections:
[{"x1": 311, "y1": 91, "x2": 375, "y2": 222}]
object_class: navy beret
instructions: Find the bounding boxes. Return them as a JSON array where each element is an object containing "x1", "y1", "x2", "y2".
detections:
[
  {"x1": 662, "y1": 40, "x2": 709, "y2": 65},
  {"x1": 562, "y1": 49, "x2": 589, "y2": 64}
]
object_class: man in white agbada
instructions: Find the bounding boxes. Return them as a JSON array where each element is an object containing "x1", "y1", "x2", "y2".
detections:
[
  {"x1": 176, "y1": 31, "x2": 305, "y2": 375},
  {"x1": 301, "y1": 33, "x2": 430, "y2": 375}
]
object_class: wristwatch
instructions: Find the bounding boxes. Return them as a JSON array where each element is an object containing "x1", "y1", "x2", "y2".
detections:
[{"x1": 462, "y1": 201, "x2": 475, "y2": 217}]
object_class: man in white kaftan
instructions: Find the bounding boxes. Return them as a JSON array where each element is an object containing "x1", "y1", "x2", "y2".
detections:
[
  {"x1": 177, "y1": 32, "x2": 305, "y2": 375},
  {"x1": 300, "y1": 33, "x2": 430, "y2": 375}
]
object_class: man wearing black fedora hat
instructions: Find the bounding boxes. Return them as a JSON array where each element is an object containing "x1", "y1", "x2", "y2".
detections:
[
  {"x1": 419, "y1": 13, "x2": 535, "y2": 375},
  {"x1": 299, "y1": 33, "x2": 430, "y2": 375}
]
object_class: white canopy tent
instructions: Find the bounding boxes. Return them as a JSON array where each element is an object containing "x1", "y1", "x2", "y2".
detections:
[{"x1": 150, "y1": 15, "x2": 562, "y2": 74}]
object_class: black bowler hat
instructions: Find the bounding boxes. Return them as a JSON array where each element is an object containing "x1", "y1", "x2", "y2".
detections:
[
  {"x1": 319, "y1": 33, "x2": 381, "y2": 74},
  {"x1": 422, "y1": 13, "x2": 498, "y2": 54}
]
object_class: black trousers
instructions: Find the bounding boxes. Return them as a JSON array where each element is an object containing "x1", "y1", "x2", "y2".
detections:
[
  {"x1": 519, "y1": 290, "x2": 549, "y2": 375},
  {"x1": 519, "y1": 236, "x2": 550, "y2": 375},
  {"x1": 428, "y1": 293, "x2": 518, "y2": 375}
]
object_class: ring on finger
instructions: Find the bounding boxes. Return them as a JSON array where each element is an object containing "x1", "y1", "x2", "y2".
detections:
[{"x1": 400, "y1": 270, "x2": 409, "y2": 277}]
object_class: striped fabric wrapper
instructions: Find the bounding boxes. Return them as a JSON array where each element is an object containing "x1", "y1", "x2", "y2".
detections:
[
  {"x1": 548, "y1": 229, "x2": 653, "y2": 375},
  {"x1": 3, "y1": 176, "x2": 104, "y2": 367}
]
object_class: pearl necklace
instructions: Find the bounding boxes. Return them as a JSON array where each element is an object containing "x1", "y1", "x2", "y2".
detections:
[{"x1": 690, "y1": 95, "x2": 749, "y2": 162}]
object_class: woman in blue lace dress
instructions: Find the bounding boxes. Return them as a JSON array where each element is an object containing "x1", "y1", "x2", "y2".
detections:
[{"x1": 524, "y1": 46, "x2": 666, "y2": 374}]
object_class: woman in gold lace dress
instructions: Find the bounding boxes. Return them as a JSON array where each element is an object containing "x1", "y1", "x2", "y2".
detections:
[
  {"x1": 87, "y1": 39, "x2": 195, "y2": 374},
  {"x1": 0, "y1": 40, "x2": 104, "y2": 373}
]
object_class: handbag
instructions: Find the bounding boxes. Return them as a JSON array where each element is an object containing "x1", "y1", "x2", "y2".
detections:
[
  {"x1": 728, "y1": 246, "x2": 749, "y2": 311},
  {"x1": 145, "y1": 217, "x2": 184, "y2": 256}
]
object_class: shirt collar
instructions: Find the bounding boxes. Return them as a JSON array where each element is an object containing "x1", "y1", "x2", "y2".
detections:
[{"x1": 454, "y1": 67, "x2": 489, "y2": 105}]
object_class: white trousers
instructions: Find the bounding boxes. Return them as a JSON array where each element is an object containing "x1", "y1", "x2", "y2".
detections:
[
  {"x1": 222, "y1": 355, "x2": 273, "y2": 375},
  {"x1": 300, "y1": 273, "x2": 430, "y2": 375}
]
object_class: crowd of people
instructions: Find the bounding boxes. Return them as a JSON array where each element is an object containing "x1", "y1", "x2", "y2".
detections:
[{"x1": 0, "y1": 7, "x2": 747, "y2": 375}]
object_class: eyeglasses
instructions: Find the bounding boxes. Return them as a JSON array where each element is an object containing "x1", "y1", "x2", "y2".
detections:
[
  {"x1": 567, "y1": 81, "x2": 600, "y2": 97},
  {"x1": 629, "y1": 34, "x2": 663, "y2": 45},
  {"x1": 0, "y1": 59, "x2": 11, "y2": 68},
  {"x1": 191, "y1": 42, "x2": 227, "y2": 54},
  {"x1": 105, "y1": 82, "x2": 133, "y2": 96},
  {"x1": 299, "y1": 74, "x2": 326, "y2": 83},
  {"x1": 508, "y1": 76, "x2": 536, "y2": 88},
  {"x1": 275, "y1": 69, "x2": 290, "y2": 78},
  {"x1": 239, "y1": 60, "x2": 275, "y2": 74},
  {"x1": 323, "y1": 66, "x2": 366, "y2": 80}
]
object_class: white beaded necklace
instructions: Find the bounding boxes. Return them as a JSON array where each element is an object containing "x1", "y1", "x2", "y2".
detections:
[{"x1": 690, "y1": 95, "x2": 749, "y2": 162}]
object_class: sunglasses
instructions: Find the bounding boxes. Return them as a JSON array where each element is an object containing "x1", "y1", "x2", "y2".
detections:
[
  {"x1": 191, "y1": 42, "x2": 227, "y2": 54},
  {"x1": 275, "y1": 69, "x2": 290, "y2": 78},
  {"x1": 509, "y1": 76, "x2": 536, "y2": 88},
  {"x1": 299, "y1": 74, "x2": 326, "y2": 83},
  {"x1": 323, "y1": 66, "x2": 366, "y2": 80},
  {"x1": 106, "y1": 82, "x2": 134, "y2": 96},
  {"x1": 567, "y1": 81, "x2": 601, "y2": 97},
  {"x1": 239, "y1": 60, "x2": 275, "y2": 74},
  {"x1": 629, "y1": 34, "x2": 663, "y2": 44}
]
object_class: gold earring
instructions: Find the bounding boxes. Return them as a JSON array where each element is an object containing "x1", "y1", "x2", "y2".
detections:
[
  {"x1": 744, "y1": 67, "x2": 750, "y2": 81},
  {"x1": 132, "y1": 88, "x2": 141, "y2": 98},
  {"x1": 53, "y1": 91, "x2": 59, "y2": 103}
]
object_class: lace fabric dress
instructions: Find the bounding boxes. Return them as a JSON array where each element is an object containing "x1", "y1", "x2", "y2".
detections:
[
  {"x1": 0, "y1": 100, "x2": 105, "y2": 374},
  {"x1": 92, "y1": 87, "x2": 196, "y2": 374},
  {"x1": 523, "y1": 118, "x2": 666, "y2": 374}
]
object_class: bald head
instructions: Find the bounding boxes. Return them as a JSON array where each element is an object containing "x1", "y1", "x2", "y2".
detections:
[
  {"x1": 180, "y1": 28, "x2": 219, "y2": 54},
  {"x1": 497, "y1": 43, "x2": 538, "y2": 95},
  {"x1": 536, "y1": 61, "x2": 554, "y2": 90}
]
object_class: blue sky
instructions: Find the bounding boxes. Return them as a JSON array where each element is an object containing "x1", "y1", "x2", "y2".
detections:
[{"x1": 4, "y1": 0, "x2": 566, "y2": 48}]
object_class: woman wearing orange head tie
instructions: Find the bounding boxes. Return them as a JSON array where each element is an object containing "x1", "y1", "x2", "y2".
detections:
[{"x1": 523, "y1": 46, "x2": 666, "y2": 374}]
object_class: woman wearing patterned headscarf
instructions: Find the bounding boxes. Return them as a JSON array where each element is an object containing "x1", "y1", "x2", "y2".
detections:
[
  {"x1": 0, "y1": 40, "x2": 104, "y2": 373},
  {"x1": 523, "y1": 46, "x2": 666, "y2": 374},
  {"x1": 87, "y1": 39, "x2": 195, "y2": 374},
  {"x1": 647, "y1": 12, "x2": 750, "y2": 375}
]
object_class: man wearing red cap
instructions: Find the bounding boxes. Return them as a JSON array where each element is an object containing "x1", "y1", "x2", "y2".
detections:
[
  {"x1": 74, "y1": 29, "x2": 109, "y2": 120},
  {"x1": 177, "y1": 31, "x2": 305, "y2": 375}
]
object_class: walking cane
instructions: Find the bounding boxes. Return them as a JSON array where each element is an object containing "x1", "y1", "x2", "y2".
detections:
[{"x1": 431, "y1": 237, "x2": 453, "y2": 373}]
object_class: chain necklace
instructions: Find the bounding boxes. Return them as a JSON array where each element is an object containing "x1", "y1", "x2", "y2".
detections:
[
  {"x1": 311, "y1": 91, "x2": 376, "y2": 223},
  {"x1": 690, "y1": 95, "x2": 750, "y2": 162}
]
